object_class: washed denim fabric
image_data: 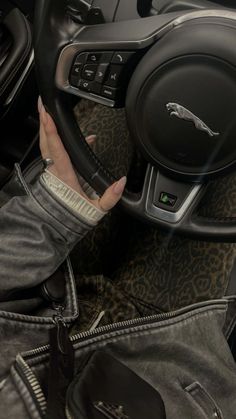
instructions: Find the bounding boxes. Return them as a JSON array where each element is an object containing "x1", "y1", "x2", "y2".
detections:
[
  {"x1": 0, "y1": 298, "x2": 235, "y2": 419},
  {"x1": 0, "y1": 165, "x2": 93, "y2": 378},
  {"x1": 0, "y1": 164, "x2": 94, "y2": 303}
]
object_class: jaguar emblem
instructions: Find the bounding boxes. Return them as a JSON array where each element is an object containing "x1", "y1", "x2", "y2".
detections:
[{"x1": 166, "y1": 103, "x2": 219, "y2": 138}]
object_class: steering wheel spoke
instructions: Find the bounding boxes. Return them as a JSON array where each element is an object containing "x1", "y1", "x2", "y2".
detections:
[
  {"x1": 130, "y1": 164, "x2": 204, "y2": 231},
  {"x1": 55, "y1": 12, "x2": 180, "y2": 108},
  {"x1": 145, "y1": 165, "x2": 203, "y2": 224},
  {"x1": 56, "y1": 45, "x2": 138, "y2": 108}
]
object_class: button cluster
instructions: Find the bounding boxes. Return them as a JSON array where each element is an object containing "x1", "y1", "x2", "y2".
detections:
[{"x1": 70, "y1": 51, "x2": 134, "y2": 101}]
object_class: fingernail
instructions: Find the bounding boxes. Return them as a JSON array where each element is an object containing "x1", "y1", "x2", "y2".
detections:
[
  {"x1": 87, "y1": 135, "x2": 97, "y2": 143},
  {"x1": 38, "y1": 96, "x2": 43, "y2": 113},
  {"x1": 41, "y1": 105, "x2": 48, "y2": 126},
  {"x1": 113, "y1": 176, "x2": 127, "y2": 195},
  {"x1": 89, "y1": 134, "x2": 97, "y2": 141}
]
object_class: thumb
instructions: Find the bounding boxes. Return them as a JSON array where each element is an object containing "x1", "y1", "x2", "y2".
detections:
[{"x1": 97, "y1": 176, "x2": 127, "y2": 212}]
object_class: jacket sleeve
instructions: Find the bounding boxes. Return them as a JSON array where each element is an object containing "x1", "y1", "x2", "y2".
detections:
[{"x1": 0, "y1": 173, "x2": 95, "y2": 302}]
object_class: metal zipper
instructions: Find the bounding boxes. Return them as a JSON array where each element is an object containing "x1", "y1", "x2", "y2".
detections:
[
  {"x1": 17, "y1": 298, "x2": 227, "y2": 361},
  {"x1": 15, "y1": 354, "x2": 47, "y2": 416},
  {"x1": 70, "y1": 299, "x2": 227, "y2": 343},
  {"x1": 14, "y1": 303, "x2": 69, "y2": 416},
  {"x1": 13, "y1": 310, "x2": 106, "y2": 417},
  {"x1": 14, "y1": 299, "x2": 228, "y2": 417}
]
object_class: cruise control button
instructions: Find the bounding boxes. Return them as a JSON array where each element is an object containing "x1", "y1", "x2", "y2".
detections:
[
  {"x1": 101, "y1": 86, "x2": 116, "y2": 100},
  {"x1": 95, "y1": 63, "x2": 109, "y2": 83},
  {"x1": 79, "y1": 80, "x2": 101, "y2": 95},
  {"x1": 82, "y1": 64, "x2": 97, "y2": 81},
  {"x1": 87, "y1": 53, "x2": 102, "y2": 63},
  {"x1": 111, "y1": 51, "x2": 134, "y2": 64},
  {"x1": 105, "y1": 65, "x2": 123, "y2": 87}
]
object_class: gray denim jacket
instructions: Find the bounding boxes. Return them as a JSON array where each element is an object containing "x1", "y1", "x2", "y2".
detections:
[
  {"x1": 0, "y1": 166, "x2": 236, "y2": 419},
  {"x1": 0, "y1": 165, "x2": 94, "y2": 379}
]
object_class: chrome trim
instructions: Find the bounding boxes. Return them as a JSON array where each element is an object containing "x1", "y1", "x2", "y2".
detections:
[
  {"x1": 4, "y1": 50, "x2": 34, "y2": 106},
  {"x1": 174, "y1": 9, "x2": 236, "y2": 26},
  {"x1": 145, "y1": 166, "x2": 202, "y2": 224},
  {"x1": 55, "y1": 9, "x2": 236, "y2": 105}
]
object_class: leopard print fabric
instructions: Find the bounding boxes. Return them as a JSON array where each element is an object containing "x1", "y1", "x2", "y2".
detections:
[
  {"x1": 72, "y1": 99, "x2": 236, "y2": 329},
  {"x1": 74, "y1": 100, "x2": 134, "y2": 179}
]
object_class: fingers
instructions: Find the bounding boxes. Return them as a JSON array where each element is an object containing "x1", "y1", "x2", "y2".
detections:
[
  {"x1": 38, "y1": 98, "x2": 98, "y2": 198},
  {"x1": 97, "y1": 176, "x2": 127, "y2": 212},
  {"x1": 43, "y1": 113, "x2": 68, "y2": 163},
  {"x1": 38, "y1": 98, "x2": 96, "y2": 165},
  {"x1": 38, "y1": 98, "x2": 50, "y2": 159},
  {"x1": 39, "y1": 102, "x2": 75, "y2": 172}
]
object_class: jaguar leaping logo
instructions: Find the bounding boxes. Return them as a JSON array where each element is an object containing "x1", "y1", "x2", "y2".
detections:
[{"x1": 166, "y1": 103, "x2": 220, "y2": 138}]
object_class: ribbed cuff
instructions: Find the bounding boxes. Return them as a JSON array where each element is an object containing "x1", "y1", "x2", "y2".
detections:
[{"x1": 41, "y1": 170, "x2": 107, "y2": 225}]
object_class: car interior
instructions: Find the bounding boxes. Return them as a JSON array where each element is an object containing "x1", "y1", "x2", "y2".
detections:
[{"x1": 1, "y1": 0, "x2": 236, "y2": 364}]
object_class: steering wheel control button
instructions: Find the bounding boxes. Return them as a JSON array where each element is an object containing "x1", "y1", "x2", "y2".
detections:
[
  {"x1": 112, "y1": 51, "x2": 134, "y2": 64},
  {"x1": 78, "y1": 80, "x2": 91, "y2": 91},
  {"x1": 68, "y1": 50, "x2": 140, "y2": 105},
  {"x1": 101, "y1": 52, "x2": 114, "y2": 63},
  {"x1": 70, "y1": 65, "x2": 83, "y2": 87},
  {"x1": 71, "y1": 63, "x2": 83, "y2": 75},
  {"x1": 87, "y1": 53, "x2": 102, "y2": 63},
  {"x1": 78, "y1": 80, "x2": 101, "y2": 95},
  {"x1": 159, "y1": 192, "x2": 177, "y2": 207},
  {"x1": 101, "y1": 86, "x2": 117, "y2": 100},
  {"x1": 79, "y1": 80, "x2": 101, "y2": 95},
  {"x1": 105, "y1": 65, "x2": 123, "y2": 87},
  {"x1": 95, "y1": 63, "x2": 109, "y2": 83},
  {"x1": 82, "y1": 64, "x2": 98, "y2": 81},
  {"x1": 70, "y1": 53, "x2": 88, "y2": 86},
  {"x1": 75, "y1": 52, "x2": 87, "y2": 64}
]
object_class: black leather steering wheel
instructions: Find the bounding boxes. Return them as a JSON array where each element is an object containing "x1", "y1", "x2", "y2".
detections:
[{"x1": 34, "y1": 0, "x2": 236, "y2": 241}]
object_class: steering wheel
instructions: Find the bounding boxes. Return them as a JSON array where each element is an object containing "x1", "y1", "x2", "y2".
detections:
[{"x1": 34, "y1": 1, "x2": 236, "y2": 242}]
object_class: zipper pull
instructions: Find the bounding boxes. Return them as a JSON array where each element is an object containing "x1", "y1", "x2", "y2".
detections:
[
  {"x1": 52, "y1": 304, "x2": 69, "y2": 354},
  {"x1": 46, "y1": 303, "x2": 74, "y2": 419}
]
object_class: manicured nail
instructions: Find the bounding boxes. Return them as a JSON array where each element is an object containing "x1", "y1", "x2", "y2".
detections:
[
  {"x1": 38, "y1": 96, "x2": 43, "y2": 113},
  {"x1": 41, "y1": 105, "x2": 48, "y2": 126},
  {"x1": 86, "y1": 134, "x2": 97, "y2": 144},
  {"x1": 113, "y1": 176, "x2": 127, "y2": 195}
]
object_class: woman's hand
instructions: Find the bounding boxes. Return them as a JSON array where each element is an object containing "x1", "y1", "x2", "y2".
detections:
[{"x1": 38, "y1": 98, "x2": 126, "y2": 212}]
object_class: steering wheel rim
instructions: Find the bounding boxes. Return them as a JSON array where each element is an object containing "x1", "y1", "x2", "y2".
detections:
[{"x1": 34, "y1": 1, "x2": 236, "y2": 241}]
